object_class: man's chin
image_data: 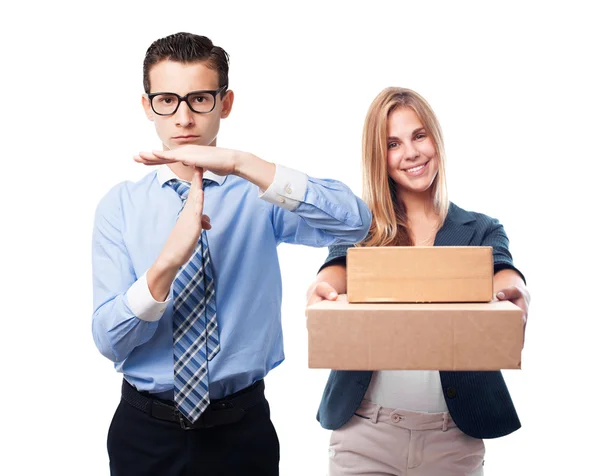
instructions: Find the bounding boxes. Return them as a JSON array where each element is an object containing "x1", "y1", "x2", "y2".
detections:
[{"x1": 164, "y1": 141, "x2": 207, "y2": 150}]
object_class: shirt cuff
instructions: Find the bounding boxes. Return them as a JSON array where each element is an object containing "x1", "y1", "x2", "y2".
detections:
[
  {"x1": 259, "y1": 164, "x2": 308, "y2": 211},
  {"x1": 126, "y1": 272, "x2": 170, "y2": 322}
]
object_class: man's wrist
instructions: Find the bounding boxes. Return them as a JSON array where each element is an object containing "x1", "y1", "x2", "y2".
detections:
[
  {"x1": 127, "y1": 272, "x2": 170, "y2": 322},
  {"x1": 232, "y1": 150, "x2": 252, "y2": 177},
  {"x1": 147, "y1": 261, "x2": 177, "y2": 303},
  {"x1": 152, "y1": 255, "x2": 182, "y2": 278},
  {"x1": 233, "y1": 152, "x2": 276, "y2": 191}
]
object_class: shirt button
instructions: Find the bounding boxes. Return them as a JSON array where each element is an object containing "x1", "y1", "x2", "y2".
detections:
[{"x1": 278, "y1": 197, "x2": 285, "y2": 203}]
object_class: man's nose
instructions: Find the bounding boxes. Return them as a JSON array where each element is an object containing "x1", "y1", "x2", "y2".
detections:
[{"x1": 174, "y1": 100, "x2": 194, "y2": 127}]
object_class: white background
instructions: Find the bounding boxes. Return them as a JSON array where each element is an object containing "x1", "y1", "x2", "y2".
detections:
[{"x1": 1, "y1": 1, "x2": 599, "y2": 474}]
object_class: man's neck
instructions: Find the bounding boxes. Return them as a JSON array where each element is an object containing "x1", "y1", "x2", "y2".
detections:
[
  {"x1": 164, "y1": 139, "x2": 217, "y2": 182},
  {"x1": 168, "y1": 163, "x2": 196, "y2": 182}
]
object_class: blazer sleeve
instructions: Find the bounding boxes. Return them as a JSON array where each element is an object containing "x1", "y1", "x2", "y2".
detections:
[
  {"x1": 481, "y1": 218, "x2": 526, "y2": 284},
  {"x1": 317, "y1": 244, "x2": 353, "y2": 273}
]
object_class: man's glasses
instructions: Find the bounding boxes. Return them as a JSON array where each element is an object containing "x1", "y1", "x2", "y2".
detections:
[{"x1": 147, "y1": 85, "x2": 228, "y2": 116}]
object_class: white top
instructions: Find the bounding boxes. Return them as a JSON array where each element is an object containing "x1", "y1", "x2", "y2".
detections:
[{"x1": 364, "y1": 370, "x2": 449, "y2": 413}]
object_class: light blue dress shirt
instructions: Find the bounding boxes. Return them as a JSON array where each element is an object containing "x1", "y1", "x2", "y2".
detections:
[{"x1": 92, "y1": 164, "x2": 371, "y2": 399}]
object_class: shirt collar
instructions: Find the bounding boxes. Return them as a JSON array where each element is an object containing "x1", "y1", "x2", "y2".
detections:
[
  {"x1": 445, "y1": 202, "x2": 476, "y2": 225},
  {"x1": 157, "y1": 165, "x2": 227, "y2": 186}
]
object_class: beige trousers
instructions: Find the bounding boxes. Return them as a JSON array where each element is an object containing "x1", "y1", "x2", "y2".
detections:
[{"x1": 328, "y1": 400, "x2": 485, "y2": 476}]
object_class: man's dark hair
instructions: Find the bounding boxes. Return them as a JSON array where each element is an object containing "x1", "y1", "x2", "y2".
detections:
[{"x1": 143, "y1": 32, "x2": 229, "y2": 95}]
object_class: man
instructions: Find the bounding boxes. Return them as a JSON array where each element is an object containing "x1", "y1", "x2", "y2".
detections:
[{"x1": 92, "y1": 32, "x2": 371, "y2": 476}]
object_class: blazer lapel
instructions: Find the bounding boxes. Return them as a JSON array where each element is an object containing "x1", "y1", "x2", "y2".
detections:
[{"x1": 434, "y1": 203, "x2": 476, "y2": 246}]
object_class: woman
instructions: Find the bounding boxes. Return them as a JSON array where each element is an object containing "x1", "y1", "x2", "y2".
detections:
[{"x1": 307, "y1": 87, "x2": 530, "y2": 476}]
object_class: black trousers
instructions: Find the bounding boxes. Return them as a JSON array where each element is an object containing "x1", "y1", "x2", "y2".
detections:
[{"x1": 107, "y1": 385, "x2": 280, "y2": 476}]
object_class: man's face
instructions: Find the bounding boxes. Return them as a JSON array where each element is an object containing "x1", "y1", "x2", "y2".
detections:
[{"x1": 142, "y1": 60, "x2": 233, "y2": 150}]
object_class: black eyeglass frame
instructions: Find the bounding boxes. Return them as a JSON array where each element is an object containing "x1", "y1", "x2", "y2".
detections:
[{"x1": 147, "y1": 85, "x2": 228, "y2": 116}]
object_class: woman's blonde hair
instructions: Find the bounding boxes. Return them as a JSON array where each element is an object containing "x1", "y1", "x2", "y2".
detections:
[{"x1": 360, "y1": 87, "x2": 450, "y2": 247}]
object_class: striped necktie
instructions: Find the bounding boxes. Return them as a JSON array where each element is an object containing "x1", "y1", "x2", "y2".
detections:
[{"x1": 167, "y1": 178, "x2": 220, "y2": 423}]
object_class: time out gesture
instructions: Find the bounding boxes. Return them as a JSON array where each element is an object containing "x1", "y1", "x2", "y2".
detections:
[{"x1": 134, "y1": 144, "x2": 275, "y2": 191}]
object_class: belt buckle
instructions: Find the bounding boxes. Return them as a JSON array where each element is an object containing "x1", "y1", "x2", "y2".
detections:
[
  {"x1": 177, "y1": 412, "x2": 193, "y2": 430},
  {"x1": 178, "y1": 402, "x2": 246, "y2": 429},
  {"x1": 177, "y1": 407, "x2": 219, "y2": 430},
  {"x1": 178, "y1": 412, "x2": 203, "y2": 430}
]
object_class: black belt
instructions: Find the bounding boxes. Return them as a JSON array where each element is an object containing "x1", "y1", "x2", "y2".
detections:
[{"x1": 121, "y1": 379, "x2": 266, "y2": 429}]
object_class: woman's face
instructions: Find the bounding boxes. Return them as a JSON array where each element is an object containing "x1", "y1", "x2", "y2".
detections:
[{"x1": 386, "y1": 107, "x2": 439, "y2": 194}]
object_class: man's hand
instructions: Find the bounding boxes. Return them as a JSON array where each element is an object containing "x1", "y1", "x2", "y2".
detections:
[
  {"x1": 147, "y1": 167, "x2": 211, "y2": 301},
  {"x1": 134, "y1": 145, "x2": 276, "y2": 191},
  {"x1": 135, "y1": 145, "x2": 238, "y2": 176},
  {"x1": 163, "y1": 167, "x2": 211, "y2": 265}
]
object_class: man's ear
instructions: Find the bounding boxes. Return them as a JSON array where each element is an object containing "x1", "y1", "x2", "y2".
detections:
[
  {"x1": 142, "y1": 94, "x2": 154, "y2": 121},
  {"x1": 220, "y1": 90, "x2": 234, "y2": 119}
]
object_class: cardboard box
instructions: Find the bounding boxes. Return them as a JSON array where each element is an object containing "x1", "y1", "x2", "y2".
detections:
[
  {"x1": 307, "y1": 295, "x2": 523, "y2": 370},
  {"x1": 347, "y1": 246, "x2": 493, "y2": 303}
]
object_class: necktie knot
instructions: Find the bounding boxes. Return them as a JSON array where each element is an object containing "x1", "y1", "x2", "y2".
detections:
[
  {"x1": 167, "y1": 178, "x2": 214, "y2": 201},
  {"x1": 167, "y1": 179, "x2": 190, "y2": 200}
]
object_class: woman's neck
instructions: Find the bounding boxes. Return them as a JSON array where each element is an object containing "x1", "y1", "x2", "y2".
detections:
[
  {"x1": 398, "y1": 189, "x2": 440, "y2": 245},
  {"x1": 398, "y1": 189, "x2": 437, "y2": 221}
]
